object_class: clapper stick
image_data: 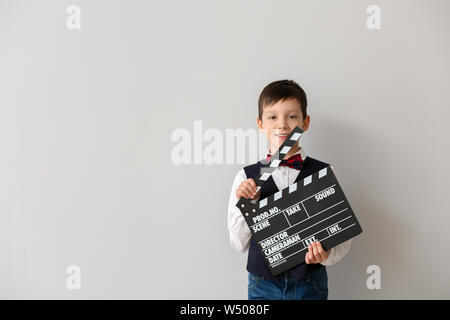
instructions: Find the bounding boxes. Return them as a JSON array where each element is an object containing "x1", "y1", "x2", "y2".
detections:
[{"x1": 236, "y1": 126, "x2": 304, "y2": 215}]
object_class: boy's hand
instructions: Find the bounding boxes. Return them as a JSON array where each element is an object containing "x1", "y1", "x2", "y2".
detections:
[
  {"x1": 236, "y1": 178, "x2": 261, "y2": 200},
  {"x1": 305, "y1": 241, "x2": 332, "y2": 264}
]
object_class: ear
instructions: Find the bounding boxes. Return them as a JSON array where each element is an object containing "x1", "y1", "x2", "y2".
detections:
[
  {"x1": 257, "y1": 117, "x2": 263, "y2": 130},
  {"x1": 302, "y1": 115, "x2": 310, "y2": 132}
]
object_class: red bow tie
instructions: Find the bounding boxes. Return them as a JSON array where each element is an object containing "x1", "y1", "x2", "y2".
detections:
[{"x1": 264, "y1": 153, "x2": 304, "y2": 170}]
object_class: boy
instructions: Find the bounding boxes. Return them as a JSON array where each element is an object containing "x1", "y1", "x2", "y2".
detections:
[{"x1": 227, "y1": 79, "x2": 352, "y2": 300}]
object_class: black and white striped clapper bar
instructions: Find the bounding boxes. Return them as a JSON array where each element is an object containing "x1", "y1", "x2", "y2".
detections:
[{"x1": 236, "y1": 126, "x2": 363, "y2": 276}]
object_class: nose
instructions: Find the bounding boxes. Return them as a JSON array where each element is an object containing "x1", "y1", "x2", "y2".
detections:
[{"x1": 277, "y1": 119, "x2": 288, "y2": 130}]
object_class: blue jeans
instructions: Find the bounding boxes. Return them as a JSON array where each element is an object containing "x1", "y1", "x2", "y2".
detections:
[{"x1": 248, "y1": 267, "x2": 328, "y2": 300}]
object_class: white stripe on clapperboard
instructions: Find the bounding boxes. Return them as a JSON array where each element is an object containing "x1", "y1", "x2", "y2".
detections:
[
  {"x1": 264, "y1": 213, "x2": 351, "y2": 261},
  {"x1": 258, "y1": 167, "x2": 329, "y2": 209},
  {"x1": 269, "y1": 222, "x2": 357, "y2": 267},
  {"x1": 250, "y1": 184, "x2": 338, "y2": 228}
]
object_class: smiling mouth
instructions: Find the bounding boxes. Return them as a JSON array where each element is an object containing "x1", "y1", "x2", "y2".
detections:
[{"x1": 274, "y1": 134, "x2": 289, "y2": 142}]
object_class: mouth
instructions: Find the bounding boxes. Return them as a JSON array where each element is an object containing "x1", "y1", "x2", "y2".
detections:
[{"x1": 274, "y1": 134, "x2": 289, "y2": 142}]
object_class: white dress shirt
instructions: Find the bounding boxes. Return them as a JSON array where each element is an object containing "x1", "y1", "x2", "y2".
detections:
[{"x1": 227, "y1": 146, "x2": 352, "y2": 266}]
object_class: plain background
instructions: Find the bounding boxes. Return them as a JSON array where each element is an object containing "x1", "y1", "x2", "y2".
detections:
[{"x1": 1, "y1": 0, "x2": 449, "y2": 299}]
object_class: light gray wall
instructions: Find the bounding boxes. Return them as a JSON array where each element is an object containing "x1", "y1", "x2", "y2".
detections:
[{"x1": 1, "y1": 0, "x2": 449, "y2": 299}]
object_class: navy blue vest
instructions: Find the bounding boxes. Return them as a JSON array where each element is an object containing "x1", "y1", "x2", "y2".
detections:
[{"x1": 243, "y1": 156, "x2": 329, "y2": 280}]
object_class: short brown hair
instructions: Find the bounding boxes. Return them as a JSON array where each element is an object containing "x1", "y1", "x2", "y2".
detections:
[{"x1": 258, "y1": 79, "x2": 308, "y2": 120}]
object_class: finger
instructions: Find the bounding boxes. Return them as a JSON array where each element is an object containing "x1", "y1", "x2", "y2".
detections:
[
  {"x1": 242, "y1": 181, "x2": 257, "y2": 194},
  {"x1": 305, "y1": 251, "x2": 311, "y2": 264},
  {"x1": 312, "y1": 242, "x2": 320, "y2": 262},
  {"x1": 242, "y1": 184, "x2": 257, "y2": 198},
  {"x1": 307, "y1": 245, "x2": 315, "y2": 264},
  {"x1": 237, "y1": 186, "x2": 252, "y2": 199},
  {"x1": 315, "y1": 242, "x2": 324, "y2": 262},
  {"x1": 310, "y1": 251, "x2": 317, "y2": 264},
  {"x1": 316, "y1": 242, "x2": 327, "y2": 261},
  {"x1": 243, "y1": 187, "x2": 254, "y2": 199},
  {"x1": 248, "y1": 179, "x2": 257, "y2": 190},
  {"x1": 306, "y1": 247, "x2": 313, "y2": 264}
]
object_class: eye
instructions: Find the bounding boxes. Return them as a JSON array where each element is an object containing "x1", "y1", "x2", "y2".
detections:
[
  {"x1": 290, "y1": 116, "x2": 297, "y2": 119},
  {"x1": 268, "y1": 116, "x2": 276, "y2": 120}
]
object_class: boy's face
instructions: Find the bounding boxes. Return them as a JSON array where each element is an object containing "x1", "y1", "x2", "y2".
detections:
[{"x1": 257, "y1": 98, "x2": 310, "y2": 155}]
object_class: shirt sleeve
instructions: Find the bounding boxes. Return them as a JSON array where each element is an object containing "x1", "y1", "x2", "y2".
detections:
[
  {"x1": 227, "y1": 169, "x2": 252, "y2": 253},
  {"x1": 320, "y1": 238, "x2": 352, "y2": 266}
]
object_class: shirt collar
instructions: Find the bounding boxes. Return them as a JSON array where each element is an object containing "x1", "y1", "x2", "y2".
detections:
[{"x1": 266, "y1": 145, "x2": 307, "y2": 160}]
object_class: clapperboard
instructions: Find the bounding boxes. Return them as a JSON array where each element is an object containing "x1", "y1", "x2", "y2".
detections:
[{"x1": 236, "y1": 126, "x2": 363, "y2": 276}]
